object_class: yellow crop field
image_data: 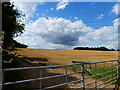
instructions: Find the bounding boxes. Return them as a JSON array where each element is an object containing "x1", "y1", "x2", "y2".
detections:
[{"x1": 15, "y1": 48, "x2": 118, "y2": 65}]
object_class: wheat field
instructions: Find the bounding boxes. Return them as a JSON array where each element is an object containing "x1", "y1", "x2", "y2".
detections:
[
  {"x1": 15, "y1": 48, "x2": 118, "y2": 65},
  {"x1": 13, "y1": 48, "x2": 118, "y2": 88}
]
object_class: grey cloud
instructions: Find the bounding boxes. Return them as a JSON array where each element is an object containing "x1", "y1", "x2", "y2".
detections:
[{"x1": 40, "y1": 30, "x2": 84, "y2": 46}]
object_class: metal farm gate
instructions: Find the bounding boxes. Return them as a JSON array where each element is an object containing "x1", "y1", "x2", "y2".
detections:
[{"x1": 0, "y1": 60, "x2": 119, "y2": 90}]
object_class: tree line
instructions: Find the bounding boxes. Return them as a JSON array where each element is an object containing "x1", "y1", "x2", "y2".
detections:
[{"x1": 74, "y1": 46, "x2": 120, "y2": 51}]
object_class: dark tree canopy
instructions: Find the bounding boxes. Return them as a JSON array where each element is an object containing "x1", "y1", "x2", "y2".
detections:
[
  {"x1": 12, "y1": 40, "x2": 28, "y2": 48},
  {"x1": 2, "y1": 2, "x2": 25, "y2": 50},
  {"x1": 74, "y1": 47, "x2": 116, "y2": 51}
]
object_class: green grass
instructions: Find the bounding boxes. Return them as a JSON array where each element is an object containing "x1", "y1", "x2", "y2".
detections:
[
  {"x1": 73, "y1": 65, "x2": 118, "y2": 84},
  {"x1": 84, "y1": 66, "x2": 119, "y2": 85},
  {"x1": 88, "y1": 67, "x2": 117, "y2": 79}
]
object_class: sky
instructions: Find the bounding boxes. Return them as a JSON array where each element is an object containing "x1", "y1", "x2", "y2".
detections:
[{"x1": 11, "y1": 0, "x2": 120, "y2": 49}]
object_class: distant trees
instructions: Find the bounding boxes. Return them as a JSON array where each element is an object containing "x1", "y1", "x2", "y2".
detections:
[
  {"x1": 74, "y1": 47, "x2": 116, "y2": 51},
  {"x1": 117, "y1": 49, "x2": 120, "y2": 51}
]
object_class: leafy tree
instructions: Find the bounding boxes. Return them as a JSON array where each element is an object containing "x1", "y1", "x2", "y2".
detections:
[
  {"x1": 2, "y1": 2, "x2": 25, "y2": 50},
  {"x1": 2, "y1": 2, "x2": 27, "y2": 68}
]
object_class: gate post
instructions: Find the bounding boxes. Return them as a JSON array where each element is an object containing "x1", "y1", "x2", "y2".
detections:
[
  {"x1": 40, "y1": 69, "x2": 42, "y2": 89},
  {"x1": 117, "y1": 60, "x2": 120, "y2": 89},
  {"x1": 114, "y1": 60, "x2": 120, "y2": 90},
  {"x1": 65, "y1": 66, "x2": 68, "y2": 89},
  {"x1": 81, "y1": 64, "x2": 85, "y2": 90}
]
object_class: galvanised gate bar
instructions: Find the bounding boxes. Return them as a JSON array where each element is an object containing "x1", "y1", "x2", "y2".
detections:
[{"x1": 0, "y1": 60, "x2": 119, "y2": 89}]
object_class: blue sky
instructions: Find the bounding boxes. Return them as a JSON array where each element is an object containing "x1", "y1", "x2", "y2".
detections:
[
  {"x1": 12, "y1": 1, "x2": 119, "y2": 49},
  {"x1": 30, "y1": 2, "x2": 117, "y2": 29}
]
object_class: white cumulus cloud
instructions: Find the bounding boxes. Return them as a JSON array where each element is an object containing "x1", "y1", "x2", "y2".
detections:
[
  {"x1": 10, "y1": 0, "x2": 39, "y2": 22},
  {"x1": 112, "y1": 2, "x2": 120, "y2": 15},
  {"x1": 113, "y1": 18, "x2": 120, "y2": 26},
  {"x1": 89, "y1": 26, "x2": 117, "y2": 41},
  {"x1": 15, "y1": 17, "x2": 93, "y2": 49},
  {"x1": 56, "y1": 0, "x2": 69, "y2": 10},
  {"x1": 14, "y1": 17, "x2": 118, "y2": 49},
  {"x1": 50, "y1": 8, "x2": 54, "y2": 11},
  {"x1": 96, "y1": 14, "x2": 104, "y2": 20}
]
